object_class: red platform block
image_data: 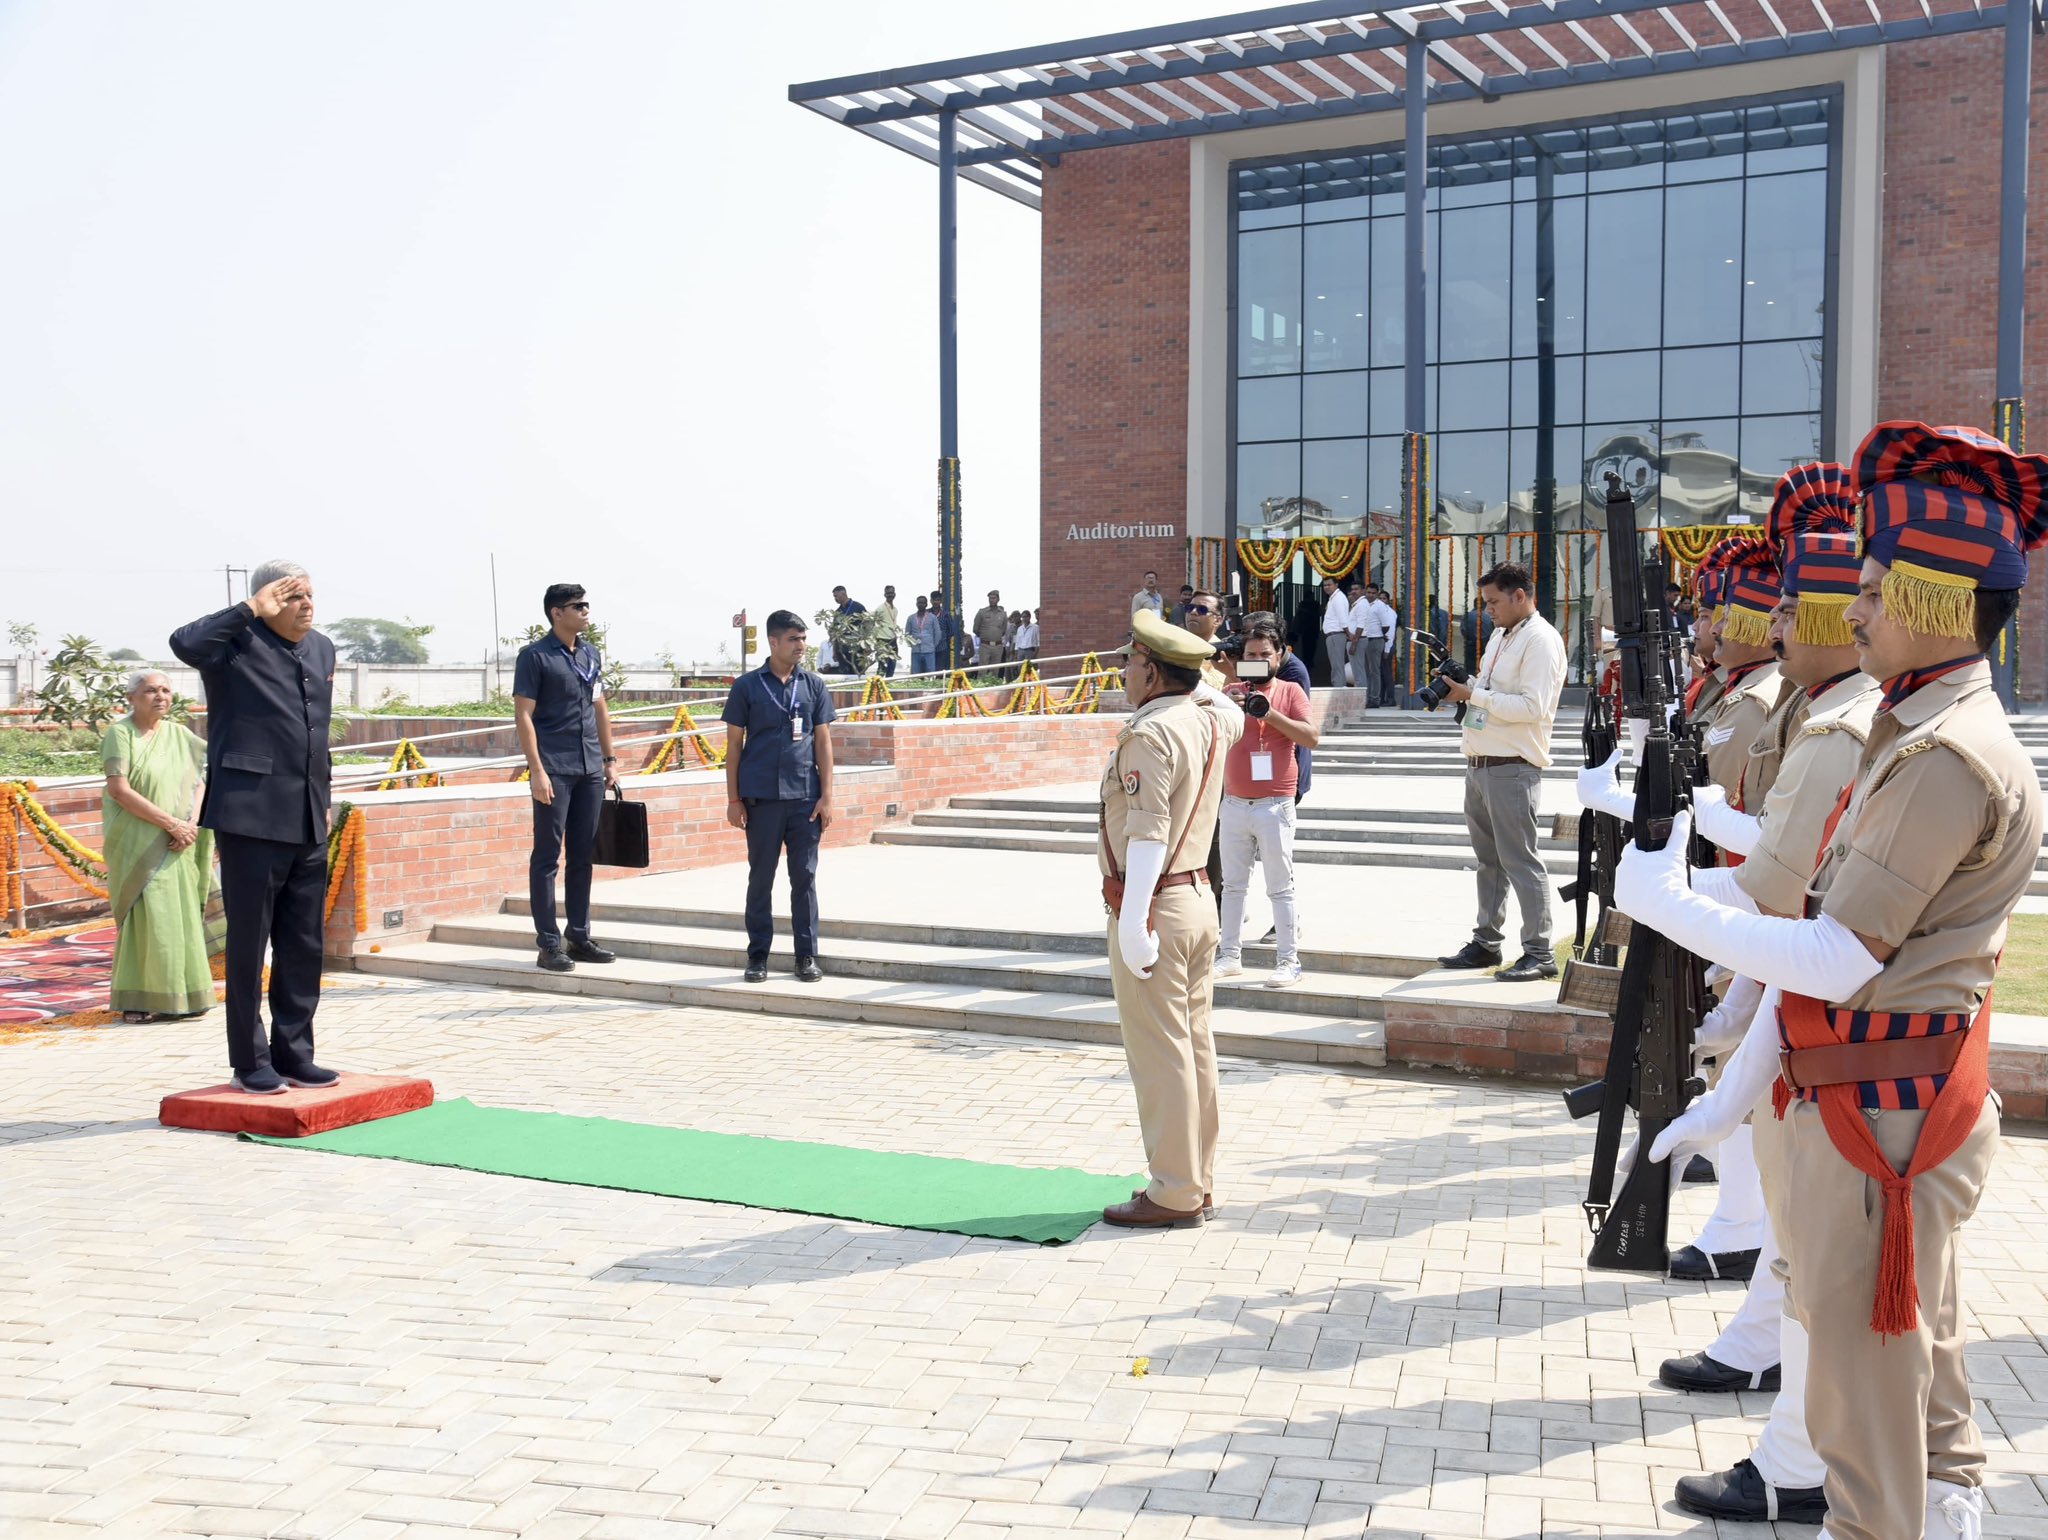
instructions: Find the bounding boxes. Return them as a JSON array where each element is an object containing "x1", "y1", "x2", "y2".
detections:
[{"x1": 160, "y1": 1073, "x2": 434, "y2": 1138}]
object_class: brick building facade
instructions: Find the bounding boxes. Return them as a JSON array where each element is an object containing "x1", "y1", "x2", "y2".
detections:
[{"x1": 1035, "y1": 27, "x2": 2048, "y2": 695}]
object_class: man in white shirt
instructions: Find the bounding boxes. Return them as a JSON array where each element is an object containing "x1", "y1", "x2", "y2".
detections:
[
  {"x1": 1132, "y1": 571, "x2": 1166, "y2": 617},
  {"x1": 1432, "y1": 561, "x2": 1568, "y2": 982},
  {"x1": 1014, "y1": 611, "x2": 1041, "y2": 660},
  {"x1": 1357, "y1": 585, "x2": 1398, "y2": 707},
  {"x1": 1317, "y1": 576, "x2": 1352, "y2": 687}
]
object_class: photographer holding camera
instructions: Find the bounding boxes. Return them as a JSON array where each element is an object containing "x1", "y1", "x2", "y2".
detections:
[
  {"x1": 1434, "y1": 562, "x2": 1567, "y2": 982},
  {"x1": 1214, "y1": 614, "x2": 1319, "y2": 987}
]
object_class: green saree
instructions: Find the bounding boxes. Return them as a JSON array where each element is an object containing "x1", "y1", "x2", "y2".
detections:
[{"x1": 102, "y1": 717, "x2": 222, "y2": 1016}]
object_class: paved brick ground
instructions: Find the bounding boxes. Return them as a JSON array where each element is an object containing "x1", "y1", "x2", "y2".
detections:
[{"x1": 3, "y1": 975, "x2": 2045, "y2": 1539}]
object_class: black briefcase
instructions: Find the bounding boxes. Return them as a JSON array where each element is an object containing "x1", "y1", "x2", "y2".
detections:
[{"x1": 592, "y1": 785, "x2": 650, "y2": 868}]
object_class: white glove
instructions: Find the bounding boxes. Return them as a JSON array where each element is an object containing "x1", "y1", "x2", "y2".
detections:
[
  {"x1": 1575, "y1": 749, "x2": 1635, "y2": 822},
  {"x1": 1191, "y1": 679, "x2": 1244, "y2": 724},
  {"x1": 1614, "y1": 811, "x2": 1884, "y2": 998},
  {"x1": 1116, "y1": 839, "x2": 1166, "y2": 979},
  {"x1": 1608, "y1": 1130, "x2": 1686, "y2": 1219},
  {"x1": 1624, "y1": 715, "x2": 1649, "y2": 767},
  {"x1": 1651, "y1": 985, "x2": 1785, "y2": 1167},
  {"x1": 1689, "y1": 862, "x2": 1759, "y2": 913},
  {"x1": 1692, "y1": 783, "x2": 1761, "y2": 856},
  {"x1": 1694, "y1": 973, "x2": 1763, "y2": 1057}
]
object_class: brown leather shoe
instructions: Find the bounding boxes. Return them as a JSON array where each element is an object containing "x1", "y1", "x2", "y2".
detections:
[
  {"x1": 1134, "y1": 1187, "x2": 1215, "y2": 1218},
  {"x1": 1103, "y1": 1193, "x2": 1206, "y2": 1229}
]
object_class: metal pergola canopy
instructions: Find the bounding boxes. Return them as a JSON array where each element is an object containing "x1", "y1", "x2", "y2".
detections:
[{"x1": 790, "y1": 1, "x2": 2023, "y2": 209}]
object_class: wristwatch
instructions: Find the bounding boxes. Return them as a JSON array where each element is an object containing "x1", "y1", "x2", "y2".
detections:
[{"x1": 603, "y1": 755, "x2": 618, "y2": 763}]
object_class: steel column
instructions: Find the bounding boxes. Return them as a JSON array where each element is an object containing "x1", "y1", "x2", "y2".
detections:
[
  {"x1": 1400, "y1": 41, "x2": 1432, "y2": 701},
  {"x1": 1994, "y1": 4, "x2": 2033, "y2": 705},
  {"x1": 938, "y1": 110, "x2": 964, "y2": 670},
  {"x1": 1534, "y1": 152, "x2": 1558, "y2": 628}
]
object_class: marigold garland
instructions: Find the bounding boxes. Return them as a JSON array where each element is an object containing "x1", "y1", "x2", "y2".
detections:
[
  {"x1": 1660, "y1": 524, "x2": 1750, "y2": 570},
  {"x1": 641, "y1": 703, "x2": 726, "y2": 774},
  {"x1": 1301, "y1": 535, "x2": 1367, "y2": 580},
  {"x1": 847, "y1": 675, "x2": 906, "y2": 722},
  {"x1": 323, "y1": 801, "x2": 370, "y2": 933},
  {"x1": 375, "y1": 739, "x2": 441, "y2": 792},
  {"x1": 1236, "y1": 538, "x2": 1299, "y2": 583},
  {"x1": 0, "y1": 781, "x2": 109, "y2": 926}
]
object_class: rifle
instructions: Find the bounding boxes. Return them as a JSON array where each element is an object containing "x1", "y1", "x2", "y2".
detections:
[
  {"x1": 1562, "y1": 472, "x2": 1711, "y2": 1274},
  {"x1": 1561, "y1": 689, "x2": 1622, "y2": 963}
]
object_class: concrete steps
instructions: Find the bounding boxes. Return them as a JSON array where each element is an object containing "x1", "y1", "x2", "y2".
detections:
[
  {"x1": 870, "y1": 824, "x2": 1580, "y2": 875},
  {"x1": 908, "y1": 807, "x2": 1571, "y2": 851}
]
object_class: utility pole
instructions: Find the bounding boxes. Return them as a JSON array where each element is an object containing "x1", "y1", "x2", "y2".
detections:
[
  {"x1": 489, "y1": 553, "x2": 503, "y2": 698},
  {"x1": 222, "y1": 566, "x2": 248, "y2": 605}
]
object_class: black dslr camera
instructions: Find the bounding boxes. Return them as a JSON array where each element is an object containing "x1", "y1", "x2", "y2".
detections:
[{"x1": 1410, "y1": 628, "x2": 1469, "y2": 722}]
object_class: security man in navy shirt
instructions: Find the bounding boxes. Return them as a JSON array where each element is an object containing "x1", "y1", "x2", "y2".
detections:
[
  {"x1": 721, "y1": 609, "x2": 836, "y2": 982},
  {"x1": 513, "y1": 583, "x2": 619, "y2": 972},
  {"x1": 169, "y1": 560, "x2": 339, "y2": 1096}
]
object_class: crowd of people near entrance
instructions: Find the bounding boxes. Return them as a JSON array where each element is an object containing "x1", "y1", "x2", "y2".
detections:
[{"x1": 818, "y1": 583, "x2": 1041, "y2": 676}]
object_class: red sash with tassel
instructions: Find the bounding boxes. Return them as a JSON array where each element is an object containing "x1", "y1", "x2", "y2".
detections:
[{"x1": 1772, "y1": 778, "x2": 1993, "y2": 1337}]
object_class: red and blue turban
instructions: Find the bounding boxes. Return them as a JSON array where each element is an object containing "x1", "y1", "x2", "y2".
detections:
[
  {"x1": 1712, "y1": 535, "x2": 1782, "y2": 648},
  {"x1": 1769, "y1": 461, "x2": 1859, "y2": 644},
  {"x1": 1855, "y1": 421, "x2": 2048, "y2": 638}
]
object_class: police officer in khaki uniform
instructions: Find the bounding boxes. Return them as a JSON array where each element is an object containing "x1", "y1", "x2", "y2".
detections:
[
  {"x1": 1620, "y1": 422, "x2": 2048, "y2": 1540},
  {"x1": 1098, "y1": 609, "x2": 1244, "y2": 1228},
  {"x1": 1655, "y1": 471, "x2": 1874, "y2": 1526},
  {"x1": 1697, "y1": 538, "x2": 1792, "y2": 816}
]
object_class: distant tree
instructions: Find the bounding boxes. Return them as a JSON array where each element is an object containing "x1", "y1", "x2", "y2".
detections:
[
  {"x1": 35, "y1": 635, "x2": 129, "y2": 732},
  {"x1": 109, "y1": 647, "x2": 144, "y2": 662},
  {"x1": 331, "y1": 617, "x2": 434, "y2": 665}
]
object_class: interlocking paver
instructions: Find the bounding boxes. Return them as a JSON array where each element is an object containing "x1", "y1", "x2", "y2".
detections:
[{"x1": 2, "y1": 973, "x2": 2045, "y2": 1539}]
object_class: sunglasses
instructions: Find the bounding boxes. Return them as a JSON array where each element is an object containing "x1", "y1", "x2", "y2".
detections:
[
  {"x1": 1187, "y1": 604, "x2": 1216, "y2": 616},
  {"x1": 566, "y1": 601, "x2": 591, "y2": 612}
]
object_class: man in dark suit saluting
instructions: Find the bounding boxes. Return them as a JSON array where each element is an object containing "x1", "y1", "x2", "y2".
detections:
[{"x1": 171, "y1": 560, "x2": 339, "y2": 1094}]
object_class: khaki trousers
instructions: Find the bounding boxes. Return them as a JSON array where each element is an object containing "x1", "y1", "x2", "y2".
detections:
[
  {"x1": 1107, "y1": 884, "x2": 1221, "y2": 1212},
  {"x1": 1759, "y1": 1096, "x2": 1999, "y2": 1540}
]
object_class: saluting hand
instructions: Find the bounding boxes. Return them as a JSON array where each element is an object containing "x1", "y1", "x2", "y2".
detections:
[{"x1": 247, "y1": 576, "x2": 304, "y2": 620}]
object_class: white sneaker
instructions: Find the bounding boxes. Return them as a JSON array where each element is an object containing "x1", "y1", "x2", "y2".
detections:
[
  {"x1": 1266, "y1": 962, "x2": 1303, "y2": 989},
  {"x1": 1214, "y1": 957, "x2": 1243, "y2": 979},
  {"x1": 1926, "y1": 1482, "x2": 1984, "y2": 1540}
]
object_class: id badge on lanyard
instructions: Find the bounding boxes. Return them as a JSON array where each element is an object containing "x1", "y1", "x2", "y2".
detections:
[
  {"x1": 1250, "y1": 751, "x2": 1275, "y2": 781},
  {"x1": 785, "y1": 675, "x2": 806, "y2": 744}
]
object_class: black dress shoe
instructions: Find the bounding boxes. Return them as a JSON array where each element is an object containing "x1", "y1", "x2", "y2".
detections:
[
  {"x1": 566, "y1": 939, "x2": 616, "y2": 964},
  {"x1": 231, "y1": 1066, "x2": 289, "y2": 1095},
  {"x1": 1495, "y1": 951, "x2": 1560, "y2": 982},
  {"x1": 1669, "y1": 1244, "x2": 1760, "y2": 1282},
  {"x1": 1659, "y1": 1351, "x2": 1781, "y2": 1393},
  {"x1": 743, "y1": 960, "x2": 769, "y2": 983},
  {"x1": 537, "y1": 946, "x2": 575, "y2": 973},
  {"x1": 278, "y1": 1062, "x2": 339, "y2": 1089},
  {"x1": 795, "y1": 957, "x2": 824, "y2": 983},
  {"x1": 1436, "y1": 941, "x2": 1504, "y2": 970},
  {"x1": 1683, "y1": 1153, "x2": 1718, "y2": 1184},
  {"x1": 1674, "y1": 1459, "x2": 1825, "y2": 1523}
]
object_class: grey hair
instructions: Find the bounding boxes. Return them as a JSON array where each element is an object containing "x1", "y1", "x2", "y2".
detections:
[
  {"x1": 125, "y1": 669, "x2": 170, "y2": 695},
  {"x1": 249, "y1": 559, "x2": 309, "y2": 591}
]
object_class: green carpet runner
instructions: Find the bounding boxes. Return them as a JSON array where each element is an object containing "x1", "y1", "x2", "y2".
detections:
[{"x1": 245, "y1": 1098, "x2": 1139, "y2": 1244}]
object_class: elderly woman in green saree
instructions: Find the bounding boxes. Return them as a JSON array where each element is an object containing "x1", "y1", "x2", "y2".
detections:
[{"x1": 101, "y1": 671, "x2": 221, "y2": 1022}]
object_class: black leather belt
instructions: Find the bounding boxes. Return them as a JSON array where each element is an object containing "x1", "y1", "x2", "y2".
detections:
[{"x1": 1468, "y1": 754, "x2": 1531, "y2": 769}]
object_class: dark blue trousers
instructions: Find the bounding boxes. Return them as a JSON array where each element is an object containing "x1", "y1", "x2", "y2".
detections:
[
  {"x1": 216, "y1": 831, "x2": 326, "y2": 1075},
  {"x1": 530, "y1": 772, "x2": 604, "y2": 948},
  {"x1": 744, "y1": 797, "x2": 821, "y2": 962}
]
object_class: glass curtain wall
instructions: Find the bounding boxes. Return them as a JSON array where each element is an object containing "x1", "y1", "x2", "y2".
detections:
[{"x1": 1232, "y1": 95, "x2": 1834, "y2": 549}]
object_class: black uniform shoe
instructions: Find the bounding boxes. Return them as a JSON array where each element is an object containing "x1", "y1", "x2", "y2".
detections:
[
  {"x1": 743, "y1": 960, "x2": 769, "y2": 983},
  {"x1": 232, "y1": 1066, "x2": 289, "y2": 1095},
  {"x1": 1674, "y1": 1459, "x2": 1825, "y2": 1523},
  {"x1": 1669, "y1": 1244, "x2": 1760, "y2": 1282},
  {"x1": 1495, "y1": 951, "x2": 1560, "y2": 982},
  {"x1": 1683, "y1": 1153, "x2": 1718, "y2": 1184},
  {"x1": 795, "y1": 957, "x2": 824, "y2": 983},
  {"x1": 566, "y1": 939, "x2": 616, "y2": 964},
  {"x1": 1436, "y1": 941, "x2": 1504, "y2": 970},
  {"x1": 537, "y1": 946, "x2": 575, "y2": 973},
  {"x1": 1659, "y1": 1351, "x2": 1781, "y2": 1393},
  {"x1": 279, "y1": 1062, "x2": 339, "y2": 1089}
]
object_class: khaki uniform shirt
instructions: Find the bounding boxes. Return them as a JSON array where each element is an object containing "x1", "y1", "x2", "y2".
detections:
[
  {"x1": 1736, "y1": 671, "x2": 1880, "y2": 915},
  {"x1": 1809, "y1": 661, "x2": 2044, "y2": 1015},
  {"x1": 1689, "y1": 665, "x2": 1729, "y2": 723},
  {"x1": 1701, "y1": 661, "x2": 1787, "y2": 810},
  {"x1": 1591, "y1": 588, "x2": 1617, "y2": 667},
  {"x1": 1098, "y1": 694, "x2": 1243, "y2": 877}
]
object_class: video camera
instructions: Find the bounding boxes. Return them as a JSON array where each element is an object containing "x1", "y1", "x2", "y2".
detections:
[{"x1": 1409, "y1": 628, "x2": 1468, "y2": 721}]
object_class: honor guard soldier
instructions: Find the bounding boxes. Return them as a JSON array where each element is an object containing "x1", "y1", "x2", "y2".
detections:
[
  {"x1": 1700, "y1": 538, "x2": 1793, "y2": 816},
  {"x1": 1686, "y1": 556, "x2": 1731, "y2": 719},
  {"x1": 1098, "y1": 609, "x2": 1244, "y2": 1229},
  {"x1": 1656, "y1": 465, "x2": 1877, "y2": 1526},
  {"x1": 1619, "y1": 421, "x2": 2048, "y2": 1540}
]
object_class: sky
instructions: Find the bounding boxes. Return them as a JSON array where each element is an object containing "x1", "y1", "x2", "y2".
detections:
[{"x1": 0, "y1": 1, "x2": 1196, "y2": 667}]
